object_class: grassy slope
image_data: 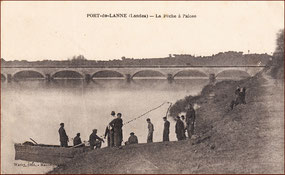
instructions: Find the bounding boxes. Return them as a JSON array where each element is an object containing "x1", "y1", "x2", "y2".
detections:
[{"x1": 48, "y1": 71, "x2": 284, "y2": 174}]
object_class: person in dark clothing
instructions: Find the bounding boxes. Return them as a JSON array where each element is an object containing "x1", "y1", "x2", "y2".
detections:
[
  {"x1": 104, "y1": 111, "x2": 116, "y2": 147},
  {"x1": 181, "y1": 115, "x2": 187, "y2": 140},
  {"x1": 73, "y1": 133, "x2": 83, "y2": 147},
  {"x1": 185, "y1": 104, "x2": 196, "y2": 139},
  {"x1": 109, "y1": 113, "x2": 123, "y2": 147},
  {"x1": 235, "y1": 86, "x2": 241, "y2": 96},
  {"x1": 235, "y1": 86, "x2": 242, "y2": 105},
  {"x1": 175, "y1": 116, "x2": 185, "y2": 141},
  {"x1": 241, "y1": 87, "x2": 246, "y2": 104},
  {"x1": 89, "y1": 129, "x2": 104, "y2": 149},
  {"x1": 146, "y1": 118, "x2": 154, "y2": 143},
  {"x1": 58, "y1": 123, "x2": 69, "y2": 147},
  {"x1": 163, "y1": 117, "x2": 170, "y2": 142},
  {"x1": 125, "y1": 132, "x2": 138, "y2": 145},
  {"x1": 230, "y1": 86, "x2": 246, "y2": 110}
]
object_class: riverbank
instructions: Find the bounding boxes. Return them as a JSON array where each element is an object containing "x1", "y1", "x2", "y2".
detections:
[{"x1": 48, "y1": 70, "x2": 284, "y2": 174}]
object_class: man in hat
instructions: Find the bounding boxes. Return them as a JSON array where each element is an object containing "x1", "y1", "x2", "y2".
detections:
[
  {"x1": 89, "y1": 129, "x2": 104, "y2": 149},
  {"x1": 175, "y1": 116, "x2": 185, "y2": 141},
  {"x1": 58, "y1": 123, "x2": 69, "y2": 147},
  {"x1": 125, "y1": 132, "x2": 138, "y2": 145},
  {"x1": 146, "y1": 118, "x2": 154, "y2": 143},
  {"x1": 163, "y1": 117, "x2": 170, "y2": 142},
  {"x1": 185, "y1": 104, "x2": 196, "y2": 139},
  {"x1": 73, "y1": 133, "x2": 83, "y2": 147},
  {"x1": 104, "y1": 111, "x2": 116, "y2": 147},
  {"x1": 109, "y1": 113, "x2": 123, "y2": 147}
]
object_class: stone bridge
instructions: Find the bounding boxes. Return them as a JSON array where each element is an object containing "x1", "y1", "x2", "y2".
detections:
[{"x1": 1, "y1": 65, "x2": 265, "y2": 82}]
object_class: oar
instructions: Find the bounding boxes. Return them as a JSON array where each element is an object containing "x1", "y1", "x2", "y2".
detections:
[
  {"x1": 29, "y1": 138, "x2": 38, "y2": 145},
  {"x1": 71, "y1": 141, "x2": 88, "y2": 148}
]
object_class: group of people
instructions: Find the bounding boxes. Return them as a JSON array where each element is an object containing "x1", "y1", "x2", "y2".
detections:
[
  {"x1": 175, "y1": 104, "x2": 196, "y2": 141},
  {"x1": 58, "y1": 123, "x2": 104, "y2": 149},
  {"x1": 104, "y1": 111, "x2": 124, "y2": 148},
  {"x1": 58, "y1": 103, "x2": 197, "y2": 149},
  {"x1": 230, "y1": 86, "x2": 247, "y2": 110},
  {"x1": 148, "y1": 103, "x2": 196, "y2": 142}
]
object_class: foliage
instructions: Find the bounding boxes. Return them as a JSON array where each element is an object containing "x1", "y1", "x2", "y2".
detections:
[{"x1": 270, "y1": 29, "x2": 284, "y2": 79}]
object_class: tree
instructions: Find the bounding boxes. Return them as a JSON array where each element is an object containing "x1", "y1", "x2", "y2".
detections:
[
  {"x1": 270, "y1": 29, "x2": 284, "y2": 79},
  {"x1": 70, "y1": 55, "x2": 88, "y2": 65}
]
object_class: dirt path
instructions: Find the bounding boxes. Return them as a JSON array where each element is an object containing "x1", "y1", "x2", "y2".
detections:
[{"x1": 259, "y1": 72, "x2": 284, "y2": 173}]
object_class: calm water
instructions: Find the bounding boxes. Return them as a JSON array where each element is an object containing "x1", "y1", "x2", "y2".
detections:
[{"x1": 1, "y1": 78, "x2": 211, "y2": 173}]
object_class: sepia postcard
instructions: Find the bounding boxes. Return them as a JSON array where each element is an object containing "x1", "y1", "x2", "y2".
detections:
[{"x1": 1, "y1": 1, "x2": 284, "y2": 174}]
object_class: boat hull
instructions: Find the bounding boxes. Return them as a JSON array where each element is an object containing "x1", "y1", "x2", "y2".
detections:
[{"x1": 14, "y1": 144, "x2": 88, "y2": 165}]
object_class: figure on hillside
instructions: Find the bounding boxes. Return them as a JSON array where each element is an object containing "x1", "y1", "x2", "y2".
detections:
[
  {"x1": 73, "y1": 133, "x2": 83, "y2": 147},
  {"x1": 185, "y1": 104, "x2": 196, "y2": 139},
  {"x1": 58, "y1": 123, "x2": 69, "y2": 147},
  {"x1": 89, "y1": 129, "x2": 104, "y2": 149},
  {"x1": 109, "y1": 113, "x2": 123, "y2": 147},
  {"x1": 175, "y1": 116, "x2": 185, "y2": 141},
  {"x1": 240, "y1": 87, "x2": 247, "y2": 104},
  {"x1": 125, "y1": 132, "x2": 138, "y2": 145},
  {"x1": 235, "y1": 86, "x2": 241, "y2": 96},
  {"x1": 146, "y1": 118, "x2": 154, "y2": 143},
  {"x1": 163, "y1": 117, "x2": 170, "y2": 142},
  {"x1": 181, "y1": 115, "x2": 187, "y2": 140},
  {"x1": 230, "y1": 86, "x2": 246, "y2": 110},
  {"x1": 235, "y1": 86, "x2": 245, "y2": 104},
  {"x1": 104, "y1": 111, "x2": 116, "y2": 147}
]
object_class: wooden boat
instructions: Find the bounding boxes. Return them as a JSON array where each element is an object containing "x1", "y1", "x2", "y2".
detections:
[{"x1": 14, "y1": 143, "x2": 89, "y2": 165}]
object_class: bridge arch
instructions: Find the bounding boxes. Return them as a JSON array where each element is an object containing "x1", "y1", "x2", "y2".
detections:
[
  {"x1": 13, "y1": 70, "x2": 45, "y2": 79},
  {"x1": 92, "y1": 70, "x2": 124, "y2": 79},
  {"x1": 216, "y1": 70, "x2": 251, "y2": 78},
  {"x1": 51, "y1": 70, "x2": 84, "y2": 79},
  {"x1": 173, "y1": 70, "x2": 208, "y2": 79},
  {"x1": 131, "y1": 70, "x2": 166, "y2": 79}
]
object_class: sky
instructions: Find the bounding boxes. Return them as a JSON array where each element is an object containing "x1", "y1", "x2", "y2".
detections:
[{"x1": 1, "y1": 1, "x2": 284, "y2": 61}]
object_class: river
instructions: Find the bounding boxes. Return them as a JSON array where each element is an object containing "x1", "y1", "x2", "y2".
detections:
[{"x1": 1, "y1": 77, "x2": 218, "y2": 173}]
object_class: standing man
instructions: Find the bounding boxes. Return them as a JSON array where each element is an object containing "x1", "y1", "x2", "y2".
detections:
[
  {"x1": 163, "y1": 117, "x2": 170, "y2": 142},
  {"x1": 104, "y1": 111, "x2": 116, "y2": 147},
  {"x1": 241, "y1": 87, "x2": 246, "y2": 104},
  {"x1": 89, "y1": 129, "x2": 104, "y2": 149},
  {"x1": 175, "y1": 116, "x2": 184, "y2": 141},
  {"x1": 109, "y1": 113, "x2": 123, "y2": 147},
  {"x1": 235, "y1": 86, "x2": 242, "y2": 105},
  {"x1": 181, "y1": 115, "x2": 187, "y2": 140},
  {"x1": 146, "y1": 118, "x2": 154, "y2": 143},
  {"x1": 58, "y1": 123, "x2": 69, "y2": 147},
  {"x1": 186, "y1": 104, "x2": 196, "y2": 139}
]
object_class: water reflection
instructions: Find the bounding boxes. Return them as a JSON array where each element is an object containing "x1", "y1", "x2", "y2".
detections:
[{"x1": 2, "y1": 78, "x2": 212, "y2": 91}]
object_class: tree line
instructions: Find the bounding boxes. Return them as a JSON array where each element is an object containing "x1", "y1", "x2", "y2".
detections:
[{"x1": 1, "y1": 51, "x2": 271, "y2": 67}]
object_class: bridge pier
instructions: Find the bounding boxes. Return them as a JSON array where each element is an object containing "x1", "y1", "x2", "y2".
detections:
[
  {"x1": 209, "y1": 73, "x2": 216, "y2": 84},
  {"x1": 85, "y1": 74, "x2": 92, "y2": 83},
  {"x1": 125, "y1": 74, "x2": 132, "y2": 83},
  {"x1": 45, "y1": 74, "x2": 53, "y2": 82},
  {"x1": 167, "y1": 74, "x2": 174, "y2": 83},
  {"x1": 7, "y1": 74, "x2": 12, "y2": 83}
]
